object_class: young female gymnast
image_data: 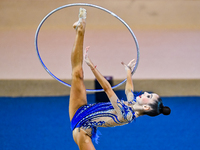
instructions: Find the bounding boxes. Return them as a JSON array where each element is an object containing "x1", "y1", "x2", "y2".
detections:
[{"x1": 69, "y1": 8, "x2": 171, "y2": 150}]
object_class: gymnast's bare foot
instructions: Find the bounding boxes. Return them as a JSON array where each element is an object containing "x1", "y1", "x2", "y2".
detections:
[{"x1": 73, "y1": 8, "x2": 86, "y2": 31}]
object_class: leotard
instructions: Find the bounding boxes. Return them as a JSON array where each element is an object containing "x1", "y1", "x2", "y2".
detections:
[{"x1": 71, "y1": 99, "x2": 136, "y2": 143}]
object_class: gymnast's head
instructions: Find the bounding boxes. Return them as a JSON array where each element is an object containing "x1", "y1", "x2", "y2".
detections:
[{"x1": 135, "y1": 92, "x2": 171, "y2": 117}]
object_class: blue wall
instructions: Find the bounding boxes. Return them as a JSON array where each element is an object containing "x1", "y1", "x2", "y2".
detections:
[{"x1": 0, "y1": 92, "x2": 199, "y2": 150}]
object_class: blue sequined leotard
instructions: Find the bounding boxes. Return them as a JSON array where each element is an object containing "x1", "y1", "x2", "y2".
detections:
[{"x1": 71, "y1": 99, "x2": 136, "y2": 143}]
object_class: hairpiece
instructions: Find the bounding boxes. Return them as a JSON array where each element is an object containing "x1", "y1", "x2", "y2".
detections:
[{"x1": 157, "y1": 101, "x2": 163, "y2": 114}]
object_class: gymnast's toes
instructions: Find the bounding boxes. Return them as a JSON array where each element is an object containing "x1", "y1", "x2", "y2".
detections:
[{"x1": 79, "y1": 8, "x2": 87, "y2": 19}]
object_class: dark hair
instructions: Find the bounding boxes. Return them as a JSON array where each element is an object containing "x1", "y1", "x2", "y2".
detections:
[{"x1": 143, "y1": 97, "x2": 171, "y2": 117}]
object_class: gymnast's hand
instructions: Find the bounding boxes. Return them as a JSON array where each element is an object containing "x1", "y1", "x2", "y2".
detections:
[
  {"x1": 121, "y1": 59, "x2": 136, "y2": 73},
  {"x1": 84, "y1": 46, "x2": 93, "y2": 68}
]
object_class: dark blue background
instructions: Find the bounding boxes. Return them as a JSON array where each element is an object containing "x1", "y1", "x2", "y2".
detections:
[{"x1": 0, "y1": 91, "x2": 199, "y2": 150}]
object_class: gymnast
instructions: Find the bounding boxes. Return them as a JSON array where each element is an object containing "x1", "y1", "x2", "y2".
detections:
[{"x1": 69, "y1": 8, "x2": 171, "y2": 150}]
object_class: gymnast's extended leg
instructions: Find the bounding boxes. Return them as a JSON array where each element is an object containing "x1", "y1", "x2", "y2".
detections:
[{"x1": 69, "y1": 8, "x2": 96, "y2": 150}]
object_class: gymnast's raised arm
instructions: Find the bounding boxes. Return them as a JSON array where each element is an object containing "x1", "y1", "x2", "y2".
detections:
[
  {"x1": 121, "y1": 59, "x2": 136, "y2": 104},
  {"x1": 84, "y1": 46, "x2": 122, "y2": 115}
]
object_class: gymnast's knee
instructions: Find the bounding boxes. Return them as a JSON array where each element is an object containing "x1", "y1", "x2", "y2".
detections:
[
  {"x1": 73, "y1": 129, "x2": 92, "y2": 146},
  {"x1": 72, "y1": 67, "x2": 84, "y2": 79}
]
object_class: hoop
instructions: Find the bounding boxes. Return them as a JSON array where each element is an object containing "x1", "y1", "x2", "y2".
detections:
[{"x1": 35, "y1": 3, "x2": 140, "y2": 92}]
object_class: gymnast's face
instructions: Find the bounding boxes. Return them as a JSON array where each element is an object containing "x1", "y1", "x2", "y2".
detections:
[{"x1": 136, "y1": 92, "x2": 159, "y2": 105}]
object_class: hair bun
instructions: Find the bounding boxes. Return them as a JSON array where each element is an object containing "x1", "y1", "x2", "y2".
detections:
[{"x1": 161, "y1": 106, "x2": 171, "y2": 115}]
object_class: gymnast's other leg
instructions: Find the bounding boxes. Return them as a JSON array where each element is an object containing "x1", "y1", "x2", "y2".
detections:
[
  {"x1": 69, "y1": 8, "x2": 96, "y2": 150},
  {"x1": 69, "y1": 8, "x2": 87, "y2": 121}
]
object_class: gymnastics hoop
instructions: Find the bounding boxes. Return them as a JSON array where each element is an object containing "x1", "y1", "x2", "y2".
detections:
[{"x1": 35, "y1": 3, "x2": 140, "y2": 93}]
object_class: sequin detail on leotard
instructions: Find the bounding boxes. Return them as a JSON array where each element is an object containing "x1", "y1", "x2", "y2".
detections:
[{"x1": 71, "y1": 100, "x2": 136, "y2": 144}]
